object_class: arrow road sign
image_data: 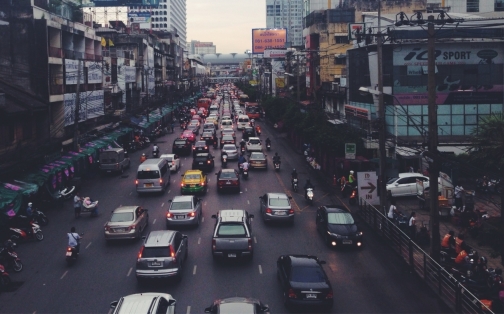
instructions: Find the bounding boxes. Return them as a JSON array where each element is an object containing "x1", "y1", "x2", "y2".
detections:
[
  {"x1": 357, "y1": 171, "x2": 380, "y2": 206},
  {"x1": 360, "y1": 182, "x2": 376, "y2": 194}
]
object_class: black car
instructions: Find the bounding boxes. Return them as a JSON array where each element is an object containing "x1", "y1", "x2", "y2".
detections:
[
  {"x1": 193, "y1": 140, "x2": 210, "y2": 157},
  {"x1": 242, "y1": 126, "x2": 256, "y2": 141},
  {"x1": 215, "y1": 169, "x2": 240, "y2": 193},
  {"x1": 205, "y1": 297, "x2": 269, "y2": 314},
  {"x1": 316, "y1": 206, "x2": 363, "y2": 248},
  {"x1": 201, "y1": 131, "x2": 216, "y2": 146},
  {"x1": 277, "y1": 255, "x2": 333, "y2": 311},
  {"x1": 173, "y1": 138, "x2": 192, "y2": 155},
  {"x1": 192, "y1": 153, "x2": 215, "y2": 172}
]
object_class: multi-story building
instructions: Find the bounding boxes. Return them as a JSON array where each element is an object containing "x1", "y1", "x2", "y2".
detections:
[
  {"x1": 427, "y1": 0, "x2": 504, "y2": 12},
  {"x1": 194, "y1": 42, "x2": 217, "y2": 55},
  {"x1": 266, "y1": 0, "x2": 304, "y2": 47}
]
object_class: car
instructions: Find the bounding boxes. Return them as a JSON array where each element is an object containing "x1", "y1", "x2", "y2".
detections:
[
  {"x1": 201, "y1": 131, "x2": 216, "y2": 146},
  {"x1": 186, "y1": 124, "x2": 199, "y2": 135},
  {"x1": 190, "y1": 119, "x2": 200, "y2": 127},
  {"x1": 204, "y1": 297, "x2": 269, "y2": 314},
  {"x1": 166, "y1": 195, "x2": 202, "y2": 228},
  {"x1": 211, "y1": 209, "x2": 254, "y2": 260},
  {"x1": 181, "y1": 170, "x2": 208, "y2": 195},
  {"x1": 104, "y1": 206, "x2": 149, "y2": 241},
  {"x1": 173, "y1": 138, "x2": 192, "y2": 155},
  {"x1": 249, "y1": 152, "x2": 267, "y2": 169},
  {"x1": 316, "y1": 205, "x2": 363, "y2": 247},
  {"x1": 242, "y1": 126, "x2": 255, "y2": 140},
  {"x1": 246, "y1": 137, "x2": 262, "y2": 152},
  {"x1": 192, "y1": 114, "x2": 202, "y2": 123},
  {"x1": 193, "y1": 140, "x2": 210, "y2": 157},
  {"x1": 110, "y1": 293, "x2": 176, "y2": 314},
  {"x1": 276, "y1": 255, "x2": 333, "y2": 311},
  {"x1": 160, "y1": 154, "x2": 180, "y2": 172},
  {"x1": 386, "y1": 173, "x2": 429, "y2": 197},
  {"x1": 221, "y1": 144, "x2": 238, "y2": 160},
  {"x1": 203, "y1": 123, "x2": 216, "y2": 133},
  {"x1": 181, "y1": 130, "x2": 196, "y2": 143},
  {"x1": 220, "y1": 119, "x2": 233, "y2": 129},
  {"x1": 206, "y1": 117, "x2": 219, "y2": 126},
  {"x1": 216, "y1": 169, "x2": 240, "y2": 193},
  {"x1": 259, "y1": 193, "x2": 294, "y2": 224},
  {"x1": 221, "y1": 128, "x2": 236, "y2": 140},
  {"x1": 220, "y1": 135, "x2": 236, "y2": 148},
  {"x1": 192, "y1": 153, "x2": 215, "y2": 172},
  {"x1": 135, "y1": 230, "x2": 188, "y2": 282}
]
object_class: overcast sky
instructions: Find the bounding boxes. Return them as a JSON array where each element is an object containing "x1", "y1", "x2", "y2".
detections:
[{"x1": 187, "y1": 0, "x2": 266, "y2": 54}]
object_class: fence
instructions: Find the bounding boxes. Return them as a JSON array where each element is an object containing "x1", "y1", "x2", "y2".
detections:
[{"x1": 358, "y1": 198, "x2": 493, "y2": 313}]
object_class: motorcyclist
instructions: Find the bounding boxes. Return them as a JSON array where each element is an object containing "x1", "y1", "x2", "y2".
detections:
[
  {"x1": 170, "y1": 122, "x2": 175, "y2": 132},
  {"x1": 304, "y1": 179, "x2": 314, "y2": 199},
  {"x1": 265, "y1": 137, "x2": 271, "y2": 146},
  {"x1": 238, "y1": 154, "x2": 246, "y2": 172},
  {"x1": 152, "y1": 144, "x2": 159, "y2": 157},
  {"x1": 240, "y1": 138, "x2": 246, "y2": 148},
  {"x1": 441, "y1": 230, "x2": 456, "y2": 255},
  {"x1": 140, "y1": 153, "x2": 147, "y2": 163},
  {"x1": 348, "y1": 170, "x2": 356, "y2": 187},
  {"x1": 273, "y1": 153, "x2": 281, "y2": 165},
  {"x1": 291, "y1": 168, "x2": 298, "y2": 180},
  {"x1": 67, "y1": 227, "x2": 82, "y2": 254},
  {"x1": 221, "y1": 151, "x2": 228, "y2": 164},
  {"x1": 250, "y1": 119, "x2": 255, "y2": 127},
  {"x1": 242, "y1": 160, "x2": 250, "y2": 172}
]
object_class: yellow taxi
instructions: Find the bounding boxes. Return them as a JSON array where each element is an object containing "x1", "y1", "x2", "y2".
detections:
[
  {"x1": 181, "y1": 170, "x2": 207, "y2": 195},
  {"x1": 206, "y1": 117, "x2": 219, "y2": 126}
]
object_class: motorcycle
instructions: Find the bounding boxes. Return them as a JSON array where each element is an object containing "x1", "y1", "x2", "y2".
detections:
[
  {"x1": 79, "y1": 197, "x2": 99, "y2": 217},
  {"x1": 140, "y1": 155, "x2": 147, "y2": 163},
  {"x1": 266, "y1": 143, "x2": 271, "y2": 151},
  {"x1": 305, "y1": 187, "x2": 314, "y2": 204},
  {"x1": 255, "y1": 126, "x2": 261, "y2": 135},
  {"x1": 240, "y1": 146, "x2": 246, "y2": 154},
  {"x1": 66, "y1": 234, "x2": 83, "y2": 266},
  {"x1": 349, "y1": 187, "x2": 358, "y2": 205},
  {"x1": 243, "y1": 167, "x2": 249, "y2": 179},
  {"x1": 0, "y1": 241, "x2": 23, "y2": 272},
  {"x1": 32, "y1": 209, "x2": 49, "y2": 226},
  {"x1": 0, "y1": 264, "x2": 11, "y2": 291},
  {"x1": 152, "y1": 150, "x2": 160, "y2": 158},
  {"x1": 9, "y1": 222, "x2": 44, "y2": 244},
  {"x1": 292, "y1": 178, "x2": 298, "y2": 192},
  {"x1": 274, "y1": 161, "x2": 281, "y2": 171},
  {"x1": 213, "y1": 141, "x2": 218, "y2": 149}
]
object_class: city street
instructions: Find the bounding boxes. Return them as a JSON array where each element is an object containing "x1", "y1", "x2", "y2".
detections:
[{"x1": 0, "y1": 121, "x2": 449, "y2": 314}]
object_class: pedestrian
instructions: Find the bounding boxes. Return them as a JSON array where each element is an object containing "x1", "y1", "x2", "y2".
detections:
[
  {"x1": 73, "y1": 192, "x2": 82, "y2": 218},
  {"x1": 454, "y1": 184, "x2": 464, "y2": 210},
  {"x1": 408, "y1": 212, "x2": 417, "y2": 239},
  {"x1": 388, "y1": 199, "x2": 398, "y2": 220}
]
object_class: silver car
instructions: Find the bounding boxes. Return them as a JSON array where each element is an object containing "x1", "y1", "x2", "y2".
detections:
[
  {"x1": 222, "y1": 144, "x2": 238, "y2": 160},
  {"x1": 104, "y1": 206, "x2": 149, "y2": 241},
  {"x1": 259, "y1": 193, "x2": 294, "y2": 224},
  {"x1": 166, "y1": 195, "x2": 203, "y2": 227}
]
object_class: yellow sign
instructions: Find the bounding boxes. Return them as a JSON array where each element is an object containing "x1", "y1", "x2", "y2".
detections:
[
  {"x1": 275, "y1": 78, "x2": 285, "y2": 88},
  {"x1": 249, "y1": 80, "x2": 258, "y2": 85},
  {"x1": 252, "y1": 28, "x2": 287, "y2": 54}
]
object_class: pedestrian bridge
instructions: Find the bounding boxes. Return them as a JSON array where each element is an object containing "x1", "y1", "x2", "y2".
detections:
[{"x1": 207, "y1": 77, "x2": 246, "y2": 84}]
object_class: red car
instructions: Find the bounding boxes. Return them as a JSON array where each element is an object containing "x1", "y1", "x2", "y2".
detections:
[{"x1": 181, "y1": 130, "x2": 196, "y2": 143}]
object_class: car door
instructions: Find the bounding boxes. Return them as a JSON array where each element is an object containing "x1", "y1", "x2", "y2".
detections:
[
  {"x1": 259, "y1": 194, "x2": 267, "y2": 215},
  {"x1": 173, "y1": 232, "x2": 184, "y2": 265},
  {"x1": 277, "y1": 257, "x2": 290, "y2": 290},
  {"x1": 193, "y1": 197, "x2": 201, "y2": 220},
  {"x1": 395, "y1": 178, "x2": 409, "y2": 196},
  {"x1": 136, "y1": 207, "x2": 147, "y2": 230}
]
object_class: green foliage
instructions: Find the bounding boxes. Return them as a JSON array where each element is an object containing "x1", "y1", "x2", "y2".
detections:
[
  {"x1": 235, "y1": 82, "x2": 258, "y2": 102},
  {"x1": 470, "y1": 112, "x2": 504, "y2": 170}
]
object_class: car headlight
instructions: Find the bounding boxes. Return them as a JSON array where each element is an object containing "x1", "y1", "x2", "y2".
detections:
[{"x1": 357, "y1": 232, "x2": 363, "y2": 236}]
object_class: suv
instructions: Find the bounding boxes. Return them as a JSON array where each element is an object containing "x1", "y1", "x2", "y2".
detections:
[
  {"x1": 110, "y1": 293, "x2": 176, "y2": 314},
  {"x1": 135, "y1": 230, "x2": 188, "y2": 282},
  {"x1": 167, "y1": 195, "x2": 202, "y2": 228},
  {"x1": 211, "y1": 209, "x2": 254, "y2": 261},
  {"x1": 173, "y1": 138, "x2": 192, "y2": 155}
]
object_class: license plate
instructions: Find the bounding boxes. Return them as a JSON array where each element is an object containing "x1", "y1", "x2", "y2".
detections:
[
  {"x1": 228, "y1": 253, "x2": 237, "y2": 258},
  {"x1": 107, "y1": 170, "x2": 112, "y2": 173},
  {"x1": 175, "y1": 215, "x2": 185, "y2": 219},
  {"x1": 226, "y1": 181, "x2": 231, "y2": 185},
  {"x1": 276, "y1": 211, "x2": 287, "y2": 216},
  {"x1": 144, "y1": 183, "x2": 153, "y2": 187},
  {"x1": 66, "y1": 252, "x2": 72, "y2": 257},
  {"x1": 306, "y1": 294, "x2": 317, "y2": 299},
  {"x1": 343, "y1": 240, "x2": 353, "y2": 245},
  {"x1": 115, "y1": 228, "x2": 125, "y2": 232},
  {"x1": 191, "y1": 184, "x2": 196, "y2": 187},
  {"x1": 199, "y1": 162, "x2": 203, "y2": 165},
  {"x1": 151, "y1": 262, "x2": 162, "y2": 266}
]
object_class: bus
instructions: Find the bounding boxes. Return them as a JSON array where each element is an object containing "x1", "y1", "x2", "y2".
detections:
[
  {"x1": 245, "y1": 102, "x2": 261, "y2": 119},
  {"x1": 196, "y1": 98, "x2": 212, "y2": 110},
  {"x1": 239, "y1": 94, "x2": 249, "y2": 106}
]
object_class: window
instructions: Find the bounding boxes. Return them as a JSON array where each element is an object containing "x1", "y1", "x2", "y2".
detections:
[
  {"x1": 290, "y1": 266, "x2": 326, "y2": 283},
  {"x1": 327, "y1": 212, "x2": 355, "y2": 225},
  {"x1": 335, "y1": 36, "x2": 348, "y2": 44},
  {"x1": 269, "y1": 198, "x2": 290, "y2": 206},
  {"x1": 217, "y1": 224, "x2": 246, "y2": 237},
  {"x1": 467, "y1": 0, "x2": 479, "y2": 12},
  {"x1": 142, "y1": 247, "x2": 169, "y2": 258},
  {"x1": 110, "y1": 212, "x2": 134, "y2": 222},
  {"x1": 137, "y1": 170, "x2": 160, "y2": 179}
]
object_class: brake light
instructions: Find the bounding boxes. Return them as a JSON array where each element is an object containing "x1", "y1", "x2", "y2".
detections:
[
  {"x1": 207, "y1": 160, "x2": 211, "y2": 164},
  {"x1": 129, "y1": 224, "x2": 136, "y2": 231},
  {"x1": 137, "y1": 246, "x2": 144, "y2": 261},
  {"x1": 289, "y1": 209, "x2": 294, "y2": 214},
  {"x1": 167, "y1": 212, "x2": 173, "y2": 218},
  {"x1": 205, "y1": 146, "x2": 208, "y2": 149},
  {"x1": 159, "y1": 178, "x2": 163, "y2": 184},
  {"x1": 67, "y1": 247, "x2": 72, "y2": 252},
  {"x1": 212, "y1": 239, "x2": 216, "y2": 250},
  {"x1": 193, "y1": 147, "x2": 195, "y2": 150},
  {"x1": 170, "y1": 245, "x2": 176, "y2": 258},
  {"x1": 181, "y1": 182, "x2": 184, "y2": 187},
  {"x1": 188, "y1": 212, "x2": 196, "y2": 217},
  {"x1": 288, "y1": 289, "x2": 297, "y2": 299},
  {"x1": 201, "y1": 181, "x2": 205, "y2": 186},
  {"x1": 326, "y1": 289, "x2": 334, "y2": 299},
  {"x1": 266, "y1": 208, "x2": 272, "y2": 214},
  {"x1": 248, "y1": 238, "x2": 252, "y2": 251},
  {"x1": 135, "y1": 180, "x2": 138, "y2": 185}
]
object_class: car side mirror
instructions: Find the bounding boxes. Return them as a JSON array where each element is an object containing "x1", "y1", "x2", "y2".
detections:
[
  {"x1": 249, "y1": 214, "x2": 254, "y2": 219},
  {"x1": 182, "y1": 235, "x2": 188, "y2": 239},
  {"x1": 142, "y1": 236, "x2": 146, "y2": 240},
  {"x1": 260, "y1": 306, "x2": 270, "y2": 313},
  {"x1": 168, "y1": 299, "x2": 176, "y2": 306},
  {"x1": 110, "y1": 301, "x2": 118, "y2": 309},
  {"x1": 211, "y1": 214, "x2": 217, "y2": 219}
]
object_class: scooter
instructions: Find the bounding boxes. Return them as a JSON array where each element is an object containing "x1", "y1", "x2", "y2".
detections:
[
  {"x1": 32, "y1": 209, "x2": 49, "y2": 226},
  {"x1": 266, "y1": 143, "x2": 271, "y2": 151},
  {"x1": 292, "y1": 178, "x2": 298, "y2": 192},
  {"x1": 243, "y1": 167, "x2": 249, "y2": 179},
  {"x1": 152, "y1": 150, "x2": 160, "y2": 158},
  {"x1": 305, "y1": 188, "x2": 314, "y2": 204},
  {"x1": 79, "y1": 198, "x2": 99, "y2": 217},
  {"x1": 58, "y1": 185, "x2": 76, "y2": 200},
  {"x1": 66, "y1": 234, "x2": 83, "y2": 266},
  {"x1": 240, "y1": 146, "x2": 246, "y2": 154},
  {"x1": 0, "y1": 264, "x2": 11, "y2": 291},
  {"x1": 9, "y1": 222, "x2": 44, "y2": 244},
  {"x1": 274, "y1": 161, "x2": 281, "y2": 171},
  {"x1": 349, "y1": 187, "x2": 358, "y2": 205},
  {"x1": 0, "y1": 241, "x2": 23, "y2": 272}
]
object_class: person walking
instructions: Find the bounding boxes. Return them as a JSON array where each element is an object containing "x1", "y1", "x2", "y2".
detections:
[
  {"x1": 454, "y1": 184, "x2": 464, "y2": 210},
  {"x1": 73, "y1": 193, "x2": 82, "y2": 218},
  {"x1": 408, "y1": 212, "x2": 417, "y2": 239},
  {"x1": 388, "y1": 199, "x2": 398, "y2": 220}
]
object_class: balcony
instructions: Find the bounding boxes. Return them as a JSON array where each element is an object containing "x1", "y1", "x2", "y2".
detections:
[
  {"x1": 63, "y1": 49, "x2": 74, "y2": 59},
  {"x1": 50, "y1": 84, "x2": 64, "y2": 95},
  {"x1": 49, "y1": 47, "x2": 62, "y2": 58}
]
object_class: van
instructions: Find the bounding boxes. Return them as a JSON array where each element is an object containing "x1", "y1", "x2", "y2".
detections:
[
  {"x1": 136, "y1": 159, "x2": 170, "y2": 194},
  {"x1": 99, "y1": 148, "x2": 130, "y2": 174},
  {"x1": 237, "y1": 115, "x2": 250, "y2": 130}
]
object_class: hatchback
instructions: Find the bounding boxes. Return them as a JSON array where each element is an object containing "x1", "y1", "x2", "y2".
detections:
[
  {"x1": 221, "y1": 144, "x2": 238, "y2": 160},
  {"x1": 166, "y1": 195, "x2": 202, "y2": 228},
  {"x1": 259, "y1": 193, "x2": 294, "y2": 224},
  {"x1": 246, "y1": 137, "x2": 262, "y2": 152},
  {"x1": 181, "y1": 170, "x2": 207, "y2": 195},
  {"x1": 104, "y1": 206, "x2": 149, "y2": 241}
]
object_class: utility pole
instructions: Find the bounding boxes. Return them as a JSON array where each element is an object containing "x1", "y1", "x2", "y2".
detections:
[
  {"x1": 296, "y1": 53, "x2": 300, "y2": 104},
  {"x1": 377, "y1": 1, "x2": 387, "y2": 214},
  {"x1": 427, "y1": 15, "x2": 440, "y2": 261},
  {"x1": 72, "y1": 59, "x2": 82, "y2": 152}
]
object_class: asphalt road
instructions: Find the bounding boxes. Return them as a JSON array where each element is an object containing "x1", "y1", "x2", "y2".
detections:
[{"x1": 0, "y1": 115, "x2": 450, "y2": 313}]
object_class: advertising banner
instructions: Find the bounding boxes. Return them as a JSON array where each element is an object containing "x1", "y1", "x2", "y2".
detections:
[
  {"x1": 271, "y1": 59, "x2": 285, "y2": 96},
  {"x1": 64, "y1": 90, "x2": 104, "y2": 126},
  {"x1": 264, "y1": 49, "x2": 287, "y2": 58},
  {"x1": 147, "y1": 46, "x2": 155, "y2": 96},
  {"x1": 65, "y1": 59, "x2": 84, "y2": 85},
  {"x1": 91, "y1": 0, "x2": 159, "y2": 7},
  {"x1": 252, "y1": 29, "x2": 287, "y2": 54},
  {"x1": 123, "y1": 66, "x2": 136, "y2": 83},
  {"x1": 128, "y1": 12, "x2": 151, "y2": 23},
  {"x1": 86, "y1": 61, "x2": 102, "y2": 84}
]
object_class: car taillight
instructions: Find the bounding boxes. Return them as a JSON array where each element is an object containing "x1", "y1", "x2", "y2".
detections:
[
  {"x1": 159, "y1": 178, "x2": 163, "y2": 184},
  {"x1": 248, "y1": 238, "x2": 252, "y2": 251},
  {"x1": 218, "y1": 180, "x2": 224, "y2": 185},
  {"x1": 167, "y1": 212, "x2": 173, "y2": 218},
  {"x1": 104, "y1": 225, "x2": 110, "y2": 231},
  {"x1": 205, "y1": 146, "x2": 208, "y2": 149},
  {"x1": 266, "y1": 208, "x2": 272, "y2": 214},
  {"x1": 67, "y1": 247, "x2": 72, "y2": 252},
  {"x1": 137, "y1": 246, "x2": 144, "y2": 261},
  {"x1": 172, "y1": 161, "x2": 175, "y2": 165},
  {"x1": 288, "y1": 289, "x2": 297, "y2": 299},
  {"x1": 135, "y1": 180, "x2": 138, "y2": 185},
  {"x1": 289, "y1": 209, "x2": 294, "y2": 214},
  {"x1": 170, "y1": 245, "x2": 176, "y2": 259},
  {"x1": 207, "y1": 160, "x2": 211, "y2": 164},
  {"x1": 188, "y1": 212, "x2": 196, "y2": 217},
  {"x1": 326, "y1": 289, "x2": 334, "y2": 299},
  {"x1": 129, "y1": 224, "x2": 136, "y2": 231},
  {"x1": 212, "y1": 239, "x2": 216, "y2": 250},
  {"x1": 193, "y1": 147, "x2": 196, "y2": 150},
  {"x1": 201, "y1": 181, "x2": 205, "y2": 186},
  {"x1": 181, "y1": 183, "x2": 184, "y2": 187},
  {"x1": 233, "y1": 180, "x2": 239, "y2": 185}
]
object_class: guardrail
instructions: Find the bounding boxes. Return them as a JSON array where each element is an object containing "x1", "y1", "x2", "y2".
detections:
[{"x1": 358, "y1": 198, "x2": 493, "y2": 313}]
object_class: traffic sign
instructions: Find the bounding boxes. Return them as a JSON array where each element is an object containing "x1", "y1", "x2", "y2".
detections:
[
  {"x1": 345, "y1": 143, "x2": 356, "y2": 159},
  {"x1": 357, "y1": 172, "x2": 380, "y2": 205}
]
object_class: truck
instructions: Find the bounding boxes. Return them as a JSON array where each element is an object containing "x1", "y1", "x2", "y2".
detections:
[
  {"x1": 211, "y1": 209, "x2": 254, "y2": 261},
  {"x1": 99, "y1": 147, "x2": 131, "y2": 174}
]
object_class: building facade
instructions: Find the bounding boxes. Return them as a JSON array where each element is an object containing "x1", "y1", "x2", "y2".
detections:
[
  {"x1": 266, "y1": 0, "x2": 304, "y2": 47},
  {"x1": 427, "y1": 0, "x2": 504, "y2": 12},
  {"x1": 189, "y1": 41, "x2": 217, "y2": 55}
]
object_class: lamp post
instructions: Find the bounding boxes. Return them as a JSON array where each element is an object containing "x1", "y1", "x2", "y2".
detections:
[{"x1": 284, "y1": 72, "x2": 299, "y2": 104}]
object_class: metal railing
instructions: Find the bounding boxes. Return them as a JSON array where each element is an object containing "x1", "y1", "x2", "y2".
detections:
[{"x1": 358, "y1": 198, "x2": 493, "y2": 314}]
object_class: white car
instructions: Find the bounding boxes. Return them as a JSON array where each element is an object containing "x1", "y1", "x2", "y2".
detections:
[
  {"x1": 221, "y1": 144, "x2": 239, "y2": 160},
  {"x1": 220, "y1": 119, "x2": 233, "y2": 129},
  {"x1": 246, "y1": 137, "x2": 262, "y2": 152},
  {"x1": 386, "y1": 173, "x2": 429, "y2": 197},
  {"x1": 160, "y1": 154, "x2": 181, "y2": 172}
]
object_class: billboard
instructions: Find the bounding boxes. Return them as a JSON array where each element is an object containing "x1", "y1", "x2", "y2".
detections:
[
  {"x1": 264, "y1": 49, "x2": 287, "y2": 59},
  {"x1": 128, "y1": 12, "x2": 151, "y2": 23},
  {"x1": 65, "y1": 59, "x2": 84, "y2": 85},
  {"x1": 64, "y1": 90, "x2": 104, "y2": 126},
  {"x1": 252, "y1": 29, "x2": 287, "y2": 54},
  {"x1": 86, "y1": 61, "x2": 102, "y2": 84},
  {"x1": 90, "y1": 0, "x2": 159, "y2": 7}
]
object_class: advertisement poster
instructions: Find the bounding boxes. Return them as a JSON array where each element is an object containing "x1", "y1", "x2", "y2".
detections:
[
  {"x1": 65, "y1": 59, "x2": 84, "y2": 85},
  {"x1": 86, "y1": 61, "x2": 103, "y2": 84},
  {"x1": 64, "y1": 90, "x2": 104, "y2": 126},
  {"x1": 252, "y1": 29, "x2": 287, "y2": 54},
  {"x1": 147, "y1": 46, "x2": 155, "y2": 96}
]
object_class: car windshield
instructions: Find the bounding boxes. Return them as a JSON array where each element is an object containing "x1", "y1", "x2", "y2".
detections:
[
  {"x1": 142, "y1": 247, "x2": 169, "y2": 258},
  {"x1": 290, "y1": 266, "x2": 326, "y2": 283},
  {"x1": 327, "y1": 212, "x2": 355, "y2": 225},
  {"x1": 239, "y1": 118, "x2": 249, "y2": 122},
  {"x1": 217, "y1": 224, "x2": 246, "y2": 237},
  {"x1": 196, "y1": 142, "x2": 206, "y2": 147},
  {"x1": 223, "y1": 145, "x2": 236, "y2": 150},
  {"x1": 171, "y1": 201, "x2": 192, "y2": 210},
  {"x1": 223, "y1": 136, "x2": 233, "y2": 140},
  {"x1": 184, "y1": 174, "x2": 201, "y2": 180},
  {"x1": 110, "y1": 212, "x2": 134, "y2": 222},
  {"x1": 219, "y1": 303, "x2": 255, "y2": 313},
  {"x1": 249, "y1": 139, "x2": 260, "y2": 145},
  {"x1": 220, "y1": 172, "x2": 237, "y2": 179},
  {"x1": 269, "y1": 198, "x2": 290, "y2": 206},
  {"x1": 387, "y1": 177, "x2": 399, "y2": 184},
  {"x1": 195, "y1": 156, "x2": 209, "y2": 161},
  {"x1": 250, "y1": 153, "x2": 265, "y2": 159},
  {"x1": 137, "y1": 170, "x2": 160, "y2": 179}
]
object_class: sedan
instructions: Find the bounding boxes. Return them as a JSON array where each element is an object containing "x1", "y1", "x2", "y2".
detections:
[
  {"x1": 205, "y1": 297, "x2": 269, "y2": 314},
  {"x1": 166, "y1": 195, "x2": 202, "y2": 228},
  {"x1": 259, "y1": 193, "x2": 294, "y2": 224},
  {"x1": 192, "y1": 153, "x2": 215, "y2": 172},
  {"x1": 386, "y1": 173, "x2": 429, "y2": 197},
  {"x1": 316, "y1": 205, "x2": 363, "y2": 248},
  {"x1": 249, "y1": 152, "x2": 267, "y2": 169},
  {"x1": 242, "y1": 127, "x2": 255, "y2": 141},
  {"x1": 221, "y1": 144, "x2": 238, "y2": 160},
  {"x1": 104, "y1": 206, "x2": 149, "y2": 241},
  {"x1": 186, "y1": 124, "x2": 200, "y2": 135},
  {"x1": 246, "y1": 137, "x2": 262, "y2": 152},
  {"x1": 201, "y1": 131, "x2": 216, "y2": 146},
  {"x1": 220, "y1": 135, "x2": 236, "y2": 148},
  {"x1": 221, "y1": 128, "x2": 236, "y2": 140},
  {"x1": 160, "y1": 153, "x2": 180, "y2": 172},
  {"x1": 181, "y1": 130, "x2": 196, "y2": 143},
  {"x1": 216, "y1": 169, "x2": 240, "y2": 193},
  {"x1": 277, "y1": 255, "x2": 333, "y2": 311},
  {"x1": 193, "y1": 140, "x2": 210, "y2": 157},
  {"x1": 181, "y1": 170, "x2": 207, "y2": 195}
]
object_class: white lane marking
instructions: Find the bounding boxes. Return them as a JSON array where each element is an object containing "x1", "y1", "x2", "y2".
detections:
[
  {"x1": 129, "y1": 192, "x2": 132, "y2": 195},
  {"x1": 202, "y1": 217, "x2": 204, "y2": 223},
  {"x1": 193, "y1": 265, "x2": 197, "y2": 275},
  {"x1": 161, "y1": 202, "x2": 165, "y2": 207},
  {"x1": 168, "y1": 190, "x2": 171, "y2": 194},
  {"x1": 153, "y1": 218, "x2": 157, "y2": 224},
  {"x1": 254, "y1": 236, "x2": 257, "y2": 243},
  {"x1": 245, "y1": 188, "x2": 248, "y2": 192},
  {"x1": 204, "y1": 202, "x2": 207, "y2": 206},
  {"x1": 173, "y1": 179, "x2": 176, "y2": 183},
  {"x1": 127, "y1": 267, "x2": 133, "y2": 277},
  {"x1": 240, "y1": 192, "x2": 243, "y2": 194},
  {"x1": 85, "y1": 242, "x2": 92, "y2": 249},
  {"x1": 186, "y1": 306, "x2": 191, "y2": 314},
  {"x1": 60, "y1": 271, "x2": 68, "y2": 279},
  {"x1": 251, "y1": 218, "x2": 253, "y2": 222},
  {"x1": 258, "y1": 265, "x2": 263, "y2": 274},
  {"x1": 207, "y1": 189, "x2": 209, "y2": 193},
  {"x1": 247, "y1": 200, "x2": 250, "y2": 205},
  {"x1": 182, "y1": 164, "x2": 184, "y2": 166},
  {"x1": 198, "y1": 237, "x2": 201, "y2": 244}
]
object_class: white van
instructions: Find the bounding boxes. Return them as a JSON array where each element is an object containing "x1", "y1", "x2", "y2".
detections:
[
  {"x1": 136, "y1": 159, "x2": 170, "y2": 194},
  {"x1": 237, "y1": 115, "x2": 250, "y2": 130}
]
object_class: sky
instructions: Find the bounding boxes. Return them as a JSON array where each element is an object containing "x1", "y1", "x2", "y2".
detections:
[{"x1": 187, "y1": 0, "x2": 266, "y2": 54}]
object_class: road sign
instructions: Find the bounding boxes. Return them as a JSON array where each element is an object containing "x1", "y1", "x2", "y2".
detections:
[
  {"x1": 357, "y1": 172, "x2": 380, "y2": 206},
  {"x1": 345, "y1": 143, "x2": 356, "y2": 159}
]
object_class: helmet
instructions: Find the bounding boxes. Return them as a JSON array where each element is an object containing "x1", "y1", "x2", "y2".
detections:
[
  {"x1": 142, "y1": 153, "x2": 146, "y2": 156},
  {"x1": 28, "y1": 202, "x2": 32, "y2": 207},
  {"x1": 350, "y1": 170, "x2": 354, "y2": 175},
  {"x1": 480, "y1": 256, "x2": 487, "y2": 265},
  {"x1": 293, "y1": 169, "x2": 296, "y2": 172}
]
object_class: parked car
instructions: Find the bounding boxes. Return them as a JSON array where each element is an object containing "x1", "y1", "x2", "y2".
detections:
[
  {"x1": 166, "y1": 195, "x2": 202, "y2": 228},
  {"x1": 249, "y1": 152, "x2": 267, "y2": 169},
  {"x1": 173, "y1": 138, "x2": 192, "y2": 155},
  {"x1": 216, "y1": 169, "x2": 241, "y2": 193},
  {"x1": 160, "y1": 154, "x2": 180, "y2": 172},
  {"x1": 259, "y1": 193, "x2": 294, "y2": 224},
  {"x1": 192, "y1": 153, "x2": 215, "y2": 172},
  {"x1": 316, "y1": 205, "x2": 363, "y2": 247},
  {"x1": 386, "y1": 173, "x2": 429, "y2": 197},
  {"x1": 204, "y1": 297, "x2": 269, "y2": 314},
  {"x1": 104, "y1": 206, "x2": 149, "y2": 241}
]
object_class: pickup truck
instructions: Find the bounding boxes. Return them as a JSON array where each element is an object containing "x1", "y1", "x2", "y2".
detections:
[{"x1": 211, "y1": 209, "x2": 254, "y2": 261}]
